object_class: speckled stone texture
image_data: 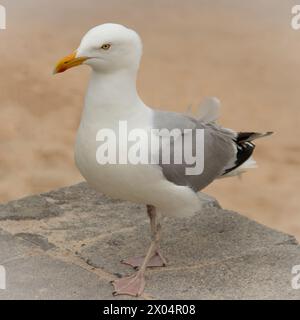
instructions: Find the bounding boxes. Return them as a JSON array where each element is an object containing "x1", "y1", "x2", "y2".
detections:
[{"x1": 0, "y1": 182, "x2": 299, "y2": 299}]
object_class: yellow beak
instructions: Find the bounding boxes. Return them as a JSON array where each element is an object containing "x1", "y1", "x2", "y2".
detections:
[{"x1": 53, "y1": 51, "x2": 88, "y2": 74}]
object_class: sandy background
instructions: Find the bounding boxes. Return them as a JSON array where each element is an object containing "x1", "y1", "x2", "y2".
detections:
[{"x1": 0, "y1": 0, "x2": 299, "y2": 239}]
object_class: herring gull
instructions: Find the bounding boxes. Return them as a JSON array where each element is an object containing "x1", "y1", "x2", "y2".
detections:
[{"x1": 54, "y1": 23, "x2": 273, "y2": 297}]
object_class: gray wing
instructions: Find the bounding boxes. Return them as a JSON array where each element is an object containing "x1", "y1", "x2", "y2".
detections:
[{"x1": 152, "y1": 110, "x2": 236, "y2": 192}]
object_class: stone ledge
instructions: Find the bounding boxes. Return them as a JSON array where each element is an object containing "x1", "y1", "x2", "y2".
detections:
[{"x1": 0, "y1": 182, "x2": 299, "y2": 299}]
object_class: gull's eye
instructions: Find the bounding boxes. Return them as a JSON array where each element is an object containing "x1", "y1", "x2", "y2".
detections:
[{"x1": 101, "y1": 44, "x2": 111, "y2": 50}]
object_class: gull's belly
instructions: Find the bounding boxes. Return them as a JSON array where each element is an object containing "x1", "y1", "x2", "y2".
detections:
[{"x1": 77, "y1": 160, "x2": 163, "y2": 203}]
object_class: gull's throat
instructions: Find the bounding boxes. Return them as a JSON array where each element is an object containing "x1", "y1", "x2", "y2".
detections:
[
  {"x1": 79, "y1": 68, "x2": 151, "y2": 131},
  {"x1": 85, "y1": 69, "x2": 142, "y2": 112}
]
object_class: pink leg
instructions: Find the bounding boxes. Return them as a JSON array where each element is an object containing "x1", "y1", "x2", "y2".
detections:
[
  {"x1": 112, "y1": 205, "x2": 164, "y2": 296},
  {"x1": 121, "y1": 205, "x2": 167, "y2": 269}
]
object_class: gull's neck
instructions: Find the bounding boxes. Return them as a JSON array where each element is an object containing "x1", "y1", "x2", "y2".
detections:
[{"x1": 83, "y1": 68, "x2": 147, "y2": 121}]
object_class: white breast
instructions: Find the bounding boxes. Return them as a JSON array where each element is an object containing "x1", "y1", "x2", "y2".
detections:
[{"x1": 75, "y1": 106, "x2": 157, "y2": 201}]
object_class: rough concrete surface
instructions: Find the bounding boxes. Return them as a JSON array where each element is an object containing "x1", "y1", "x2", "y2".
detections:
[{"x1": 0, "y1": 182, "x2": 299, "y2": 300}]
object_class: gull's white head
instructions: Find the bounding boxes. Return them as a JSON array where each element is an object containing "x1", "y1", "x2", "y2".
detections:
[{"x1": 54, "y1": 23, "x2": 142, "y2": 74}]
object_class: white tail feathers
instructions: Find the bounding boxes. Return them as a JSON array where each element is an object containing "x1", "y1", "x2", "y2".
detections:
[{"x1": 220, "y1": 157, "x2": 257, "y2": 179}]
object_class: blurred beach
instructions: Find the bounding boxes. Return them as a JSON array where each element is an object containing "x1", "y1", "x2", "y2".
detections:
[{"x1": 0, "y1": 0, "x2": 299, "y2": 239}]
